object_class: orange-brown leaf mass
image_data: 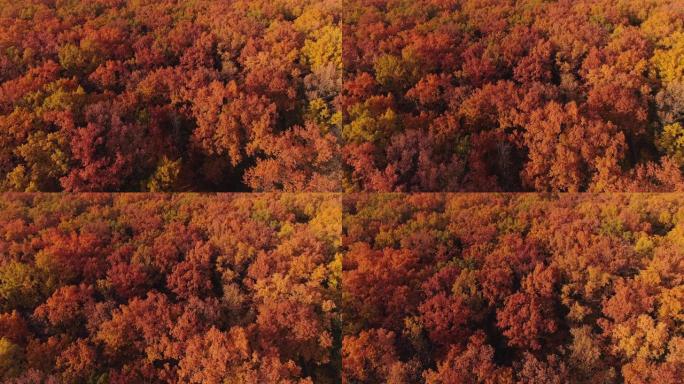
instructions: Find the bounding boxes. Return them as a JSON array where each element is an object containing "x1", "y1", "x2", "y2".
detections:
[
  {"x1": 342, "y1": 0, "x2": 684, "y2": 192},
  {"x1": 342, "y1": 194, "x2": 684, "y2": 383},
  {"x1": 0, "y1": 0, "x2": 341, "y2": 192},
  {"x1": 0, "y1": 193, "x2": 341, "y2": 383}
]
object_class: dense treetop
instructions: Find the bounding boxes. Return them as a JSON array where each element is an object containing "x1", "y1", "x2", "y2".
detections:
[
  {"x1": 0, "y1": 0, "x2": 341, "y2": 192},
  {"x1": 6, "y1": 0, "x2": 684, "y2": 191},
  {"x1": 343, "y1": 193, "x2": 684, "y2": 382},
  {"x1": 342, "y1": 0, "x2": 684, "y2": 191},
  {"x1": 0, "y1": 193, "x2": 341, "y2": 383}
]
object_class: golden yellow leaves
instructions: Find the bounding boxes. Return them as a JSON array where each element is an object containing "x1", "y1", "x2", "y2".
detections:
[
  {"x1": 613, "y1": 315, "x2": 669, "y2": 360},
  {"x1": 652, "y1": 32, "x2": 684, "y2": 84},
  {"x1": 302, "y1": 25, "x2": 342, "y2": 72},
  {"x1": 146, "y1": 156, "x2": 182, "y2": 192},
  {"x1": 657, "y1": 123, "x2": 684, "y2": 166},
  {"x1": 0, "y1": 337, "x2": 23, "y2": 379}
]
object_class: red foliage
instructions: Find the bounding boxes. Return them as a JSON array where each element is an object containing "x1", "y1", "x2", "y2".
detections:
[
  {"x1": 343, "y1": 194, "x2": 684, "y2": 383},
  {"x1": 0, "y1": 194, "x2": 340, "y2": 382}
]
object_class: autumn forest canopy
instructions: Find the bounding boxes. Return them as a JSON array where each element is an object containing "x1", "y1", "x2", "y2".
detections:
[
  {"x1": 342, "y1": 193, "x2": 684, "y2": 383},
  {"x1": 0, "y1": 194, "x2": 341, "y2": 383},
  {"x1": 342, "y1": 0, "x2": 684, "y2": 191},
  {"x1": 3, "y1": 0, "x2": 684, "y2": 382},
  {"x1": 2, "y1": 193, "x2": 684, "y2": 383},
  {"x1": 0, "y1": 0, "x2": 342, "y2": 192},
  {"x1": 1, "y1": 0, "x2": 684, "y2": 191}
]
